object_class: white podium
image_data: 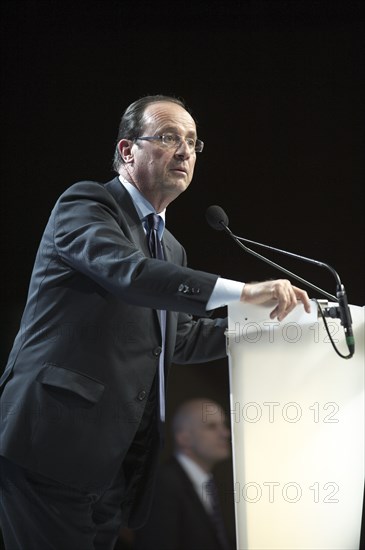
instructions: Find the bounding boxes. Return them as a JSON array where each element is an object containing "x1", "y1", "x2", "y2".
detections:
[{"x1": 226, "y1": 300, "x2": 364, "y2": 550}]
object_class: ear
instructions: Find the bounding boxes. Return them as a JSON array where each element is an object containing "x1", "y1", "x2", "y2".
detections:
[
  {"x1": 175, "y1": 429, "x2": 192, "y2": 450},
  {"x1": 118, "y1": 139, "x2": 134, "y2": 164}
]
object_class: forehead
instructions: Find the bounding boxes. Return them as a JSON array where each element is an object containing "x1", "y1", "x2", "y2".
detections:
[
  {"x1": 142, "y1": 101, "x2": 197, "y2": 134},
  {"x1": 192, "y1": 404, "x2": 226, "y2": 424}
]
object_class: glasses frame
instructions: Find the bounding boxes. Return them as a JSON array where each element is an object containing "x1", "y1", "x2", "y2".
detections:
[{"x1": 135, "y1": 133, "x2": 204, "y2": 153}]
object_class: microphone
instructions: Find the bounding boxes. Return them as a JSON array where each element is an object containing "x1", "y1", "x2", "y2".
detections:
[
  {"x1": 205, "y1": 205, "x2": 229, "y2": 231},
  {"x1": 205, "y1": 205, "x2": 354, "y2": 356}
]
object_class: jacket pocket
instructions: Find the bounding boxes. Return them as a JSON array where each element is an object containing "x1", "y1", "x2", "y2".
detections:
[{"x1": 36, "y1": 364, "x2": 105, "y2": 404}]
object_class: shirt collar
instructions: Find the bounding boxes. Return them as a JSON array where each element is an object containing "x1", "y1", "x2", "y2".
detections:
[
  {"x1": 175, "y1": 452, "x2": 211, "y2": 492},
  {"x1": 119, "y1": 176, "x2": 166, "y2": 239}
]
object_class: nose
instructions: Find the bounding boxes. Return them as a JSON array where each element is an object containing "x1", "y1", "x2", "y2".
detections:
[
  {"x1": 219, "y1": 424, "x2": 230, "y2": 439},
  {"x1": 174, "y1": 138, "x2": 191, "y2": 159}
]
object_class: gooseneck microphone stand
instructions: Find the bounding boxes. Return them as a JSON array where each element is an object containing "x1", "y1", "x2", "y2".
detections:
[{"x1": 206, "y1": 205, "x2": 354, "y2": 359}]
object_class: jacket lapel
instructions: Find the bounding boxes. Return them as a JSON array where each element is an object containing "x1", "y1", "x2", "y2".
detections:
[
  {"x1": 104, "y1": 177, "x2": 168, "y2": 331},
  {"x1": 104, "y1": 177, "x2": 150, "y2": 257}
]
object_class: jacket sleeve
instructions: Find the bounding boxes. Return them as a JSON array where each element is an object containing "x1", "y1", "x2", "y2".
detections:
[
  {"x1": 52, "y1": 181, "x2": 219, "y2": 316},
  {"x1": 173, "y1": 313, "x2": 227, "y2": 364},
  {"x1": 170, "y1": 237, "x2": 227, "y2": 364}
]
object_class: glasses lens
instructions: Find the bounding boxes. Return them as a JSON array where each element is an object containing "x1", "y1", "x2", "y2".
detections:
[
  {"x1": 195, "y1": 140, "x2": 204, "y2": 153},
  {"x1": 160, "y1": 134, "x2": 204, "y2": 153},
  {"x1": 161, "y1": 134, "x2": 177, "y2": 147}
]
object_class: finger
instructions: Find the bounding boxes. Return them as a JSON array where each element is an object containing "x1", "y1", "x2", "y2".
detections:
[
  {"x1": 271, "y1": 283, "x2": 289, "y2": 318},
  {"x1": 273, "y1": 283, "x2": 299, "y2": 320},
  {"x1": 280, "y1": 288, "x2": 311, "y2": 320},
  {"x1": 271, "y1": 296, "x2": 288, "y2": 321},
  {"x1": 269, "y1": 305, "x2": 279, "y2": 319},
  {"x1": 292, "y1": 287, "x2": 311, "y2": 313}
]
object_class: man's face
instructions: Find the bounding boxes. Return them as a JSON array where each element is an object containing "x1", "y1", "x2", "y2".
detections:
[
  {"x1": 126, "y1": 101, "x2": 198, "y2": 204},
  {"x1": 184, "y1": 403, "x2": 231, "y2": 468}
]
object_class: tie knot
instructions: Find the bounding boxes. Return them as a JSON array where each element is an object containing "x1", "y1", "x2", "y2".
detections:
[{"x1": 146, "y1": 213, "x2": 161, "y2": 232}]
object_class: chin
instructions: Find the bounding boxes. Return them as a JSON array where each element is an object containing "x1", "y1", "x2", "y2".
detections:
[
  {"x1": 167, "y1": 173, "x2": 190, "y2": 186},
  {"x1": 166, "y1": 182, "x2": 190, "y2": 198}
]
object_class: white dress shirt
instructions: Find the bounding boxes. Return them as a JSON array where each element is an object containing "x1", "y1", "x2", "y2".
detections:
[{"x1": 175, "y1": 452, "x2": 214, "y2": 514}]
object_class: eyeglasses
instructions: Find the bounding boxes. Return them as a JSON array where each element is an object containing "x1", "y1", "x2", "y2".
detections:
[{"x1": 135, "y1": 133, "x2": 204, "y2": 153}]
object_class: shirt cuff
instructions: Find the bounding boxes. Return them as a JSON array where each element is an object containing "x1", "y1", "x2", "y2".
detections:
[{"x1": 206, "y1": 278, "x2": 245, "y2": 310}]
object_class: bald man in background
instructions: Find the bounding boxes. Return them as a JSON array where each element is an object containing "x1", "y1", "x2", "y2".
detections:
[{"x1": 135, "y1": 399, "x2": 235, "y2": 550}]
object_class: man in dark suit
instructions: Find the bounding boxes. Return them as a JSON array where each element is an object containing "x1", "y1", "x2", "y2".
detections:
[
  {"x1": 135, "y1": 398, "x2": 235, "y2": 550},
  {"x1": 0, "y1": 95, "x2": 310, "y2": 550}
]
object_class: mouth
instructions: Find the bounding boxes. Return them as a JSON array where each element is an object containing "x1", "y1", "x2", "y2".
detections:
[
  {"x1": 171, "y1": 170, "x2": 187, "y2": 176},
  {"x1": 170, "y1": 166, "x2": 188, "y2": 175}
]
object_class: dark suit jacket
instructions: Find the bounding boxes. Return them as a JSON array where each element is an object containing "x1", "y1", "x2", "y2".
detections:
[
  {"x1": 0, "y1": 178, "x2": 227, "y2": 527},
  {"x1": 134, "y1": 457, "x2": 234, "y2": 550}
]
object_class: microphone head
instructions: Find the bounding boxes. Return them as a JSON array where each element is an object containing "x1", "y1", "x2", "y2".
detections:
[{"x1": 205, "y1": 205, "x2": 229, "y2": 231}]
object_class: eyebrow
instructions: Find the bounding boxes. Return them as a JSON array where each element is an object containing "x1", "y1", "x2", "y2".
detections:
[{"x1": 157, "y1": 125, "x2": 197, "y2": 137}]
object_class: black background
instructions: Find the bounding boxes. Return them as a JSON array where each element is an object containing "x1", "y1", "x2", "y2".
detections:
[
  {"x1": 1, "y1": 1, "x2": 364, "y2": 353},
  {"x1": 1, "y1": 0, "x2": 364, "y2": 548}
]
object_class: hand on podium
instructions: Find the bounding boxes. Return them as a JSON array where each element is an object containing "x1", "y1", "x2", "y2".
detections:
[{"x1": 241, "y1": 279, "x2": 311, "y2": 322}]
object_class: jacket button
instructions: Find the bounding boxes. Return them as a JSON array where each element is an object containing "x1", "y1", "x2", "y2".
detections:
[
  {"x1": 178, "y1": 283, "x2": 189, "y2": 293},
  {"x1": 137, "y1": 390, "x2": 147, "y2": 401},
  {"x1": 153, "y1": 346, "x2": 162, "y2": 356}
]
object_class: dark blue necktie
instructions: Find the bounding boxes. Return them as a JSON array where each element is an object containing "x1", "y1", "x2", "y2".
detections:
[
  {"x1": 146, "y1": 213, "x2": 165, "y2": 261},
  {"x1": 205, "y1": 477, "x2": 231, "y2": 550},
  {"x1": 146, "y1": 213, "x2": 166, "y2": 427}
]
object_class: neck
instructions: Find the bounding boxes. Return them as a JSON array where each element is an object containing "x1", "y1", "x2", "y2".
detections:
[
  {"x1": 180, "y1": 450, "x2": 213, "y2": 473},
  {"x1": 119, "y1": 168, "x2": 179, "y2": 213},
  {"x1": 143, "y1": 192, "x2": 173, "y2": 213}
]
